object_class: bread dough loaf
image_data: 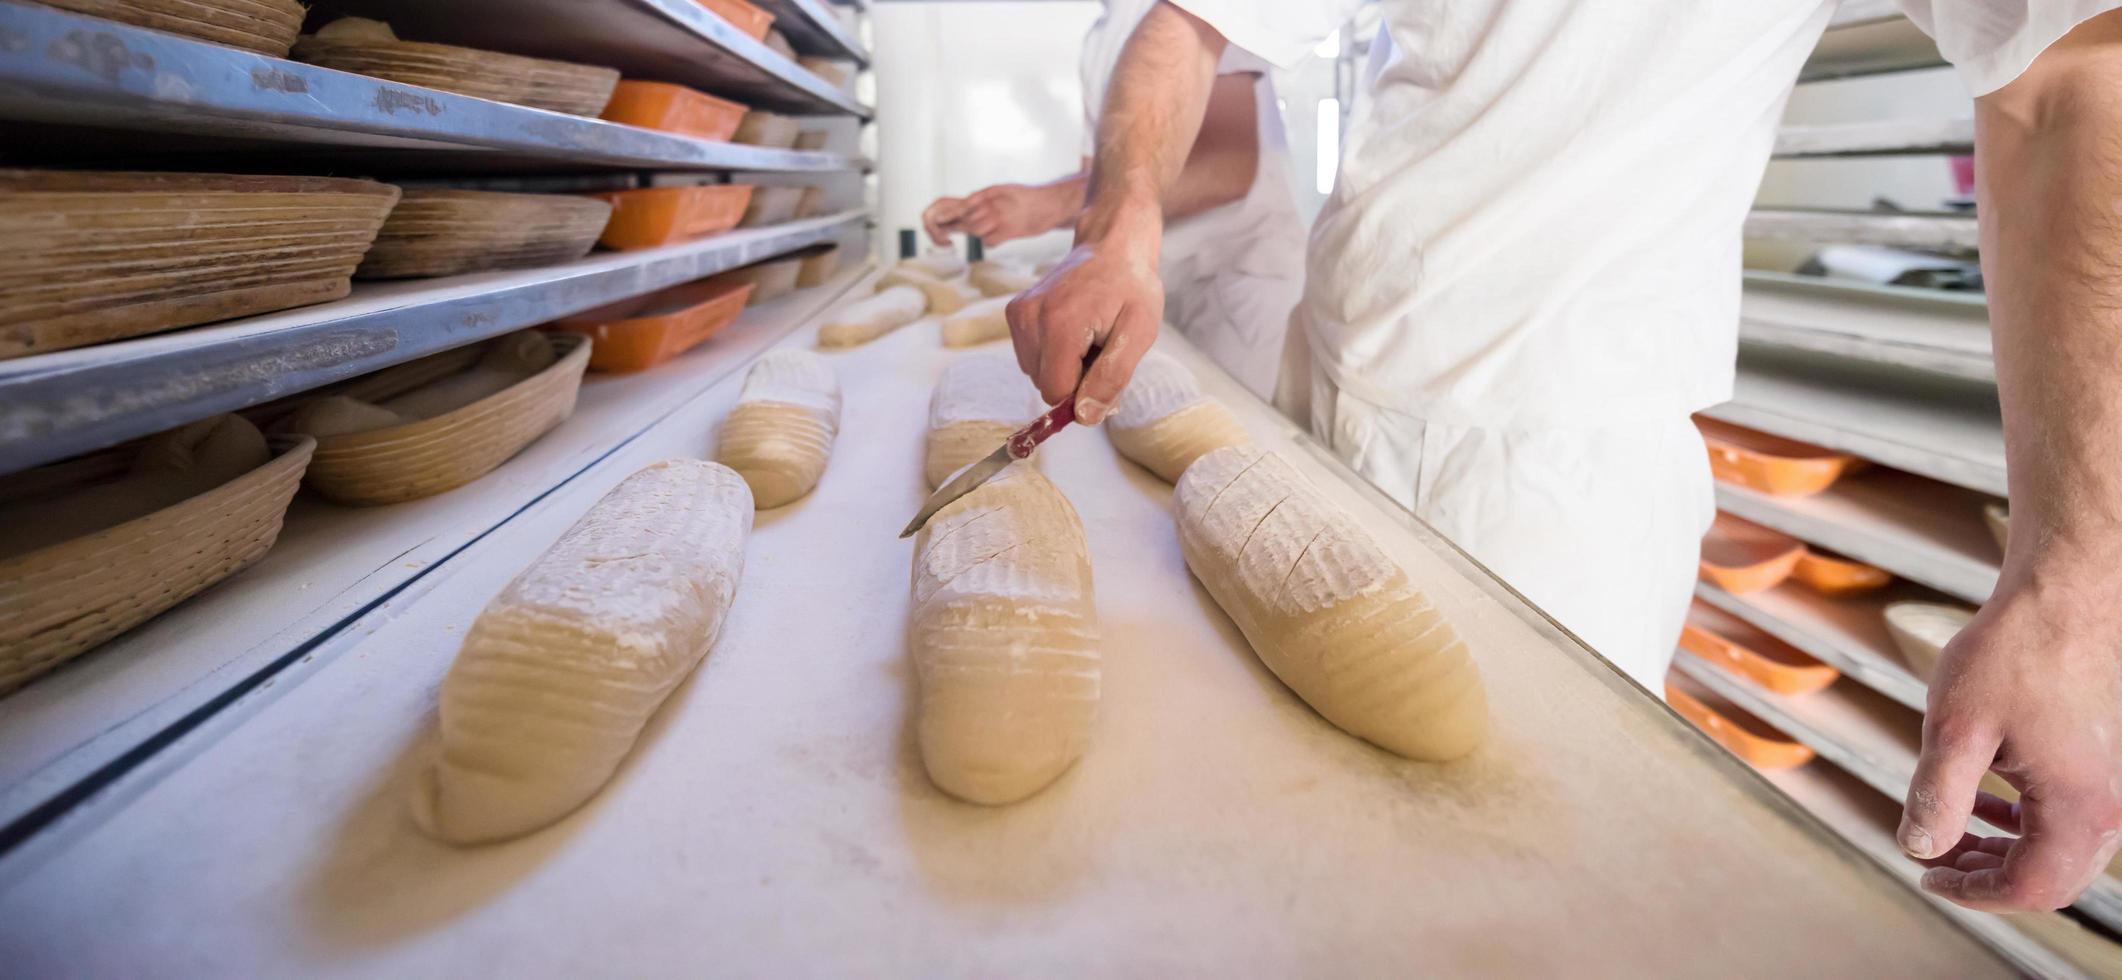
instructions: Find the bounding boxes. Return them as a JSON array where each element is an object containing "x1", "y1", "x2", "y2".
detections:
[
  {"x1": 925, "y1": 349, "x2": 1042, "y2": 488},
  {"x1": 1174, "y1": 446, "x2": 1489, "y2": 761},
  {"x1": 968, "y1": 260, "x2": 1037, "y2": 297},
  {"x1": 817, "y1": 285, "x2": 926, "y2": 348},
  {"x1": 1882, "y1": 601, "x2": 1972, "y2": 682},
  {"x1": 714, "y1": 348, "x2": 841, "y2": 508},
  {"x1": 381, "y1": 330, "x2": 556, "y2": 419},
  {"x1": 940, "y1": 295, "x2": 1012, "y2": 348},
  {"x1": 412, "y1": 459, "x2": 752, "y2": 844},
  {"x1": 283, "y1": 396, "x2": 408, "y2": 438},
  {"x1": 877, "y1": 266, "x2": 975, "y2": 316},
  {"x1": 909, "y1": 462, "x2": 1098, "y2": 804},
  {"x1": 1, "y1": 414, "x2": 271, "y2": 559},
  {"x1": 897, "y1": 250, "x2": 968, "y2": 280},
  {"x1": 1106, "y1": 349, "x2": 1249, "y2": 483}
]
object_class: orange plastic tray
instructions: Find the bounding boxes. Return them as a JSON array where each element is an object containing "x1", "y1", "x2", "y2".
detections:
[
  {"x1": 1696, "y1": 416, "x2": 1865, "y2": 497},
  {"x1": 1666, "y1": 672, "x2": 1816, "y2": 770},
  {"x1": 599, "y1": 81, "x2": 747, "y2": 141},
  {"x1": 1699, "y1": 511, "x2": 1805, "y2": 594},
  {"x1": 695, "y1": 0, "x2": 772, "y2": 40},
  {"x1": 1790, "y1": 547, "x2": 1892, "y2": 597},
  {"x1": 1680, "y1": 601, "x2": 1839, "y2": 695},
  {"x1": 590, "y1": 185, "x2": 754, "y2": 250},
  {"x1": 546, "y1": 277, "x2": 754, "y2": 372}
]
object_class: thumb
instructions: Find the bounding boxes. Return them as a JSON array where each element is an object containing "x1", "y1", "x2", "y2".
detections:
[{"x1": 1900, "y1": 718, "x2": 1999, "y2": 859}]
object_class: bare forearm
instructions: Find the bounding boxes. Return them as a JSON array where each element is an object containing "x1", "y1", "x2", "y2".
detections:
[
  {"x1": 1078, "y1": 1, "x2": 1225, "y2": 243},
  {"x1": 1979, "y1": 15, "x2": 2122, "y2": 612}
]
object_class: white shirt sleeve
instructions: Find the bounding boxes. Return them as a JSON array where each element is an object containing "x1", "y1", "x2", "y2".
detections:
[
  {"x1": 1893, "y1": 0, "x2": 2122, "y2": 95},
  {"x1": 1167, "y1": 0, "x2": 1364, "y2": 71}
]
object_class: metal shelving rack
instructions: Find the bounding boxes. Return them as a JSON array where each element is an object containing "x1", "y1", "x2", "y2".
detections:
[{"x1": 0, "y1": 0, "x2": 880, "y2": 859}]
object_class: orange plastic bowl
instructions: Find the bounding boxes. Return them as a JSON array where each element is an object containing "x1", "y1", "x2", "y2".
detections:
[
  {"x1": 1680, "y1": 601, "x2": 1839, "y2": 695},
  {"x1": 600, "y1": 81, "x2": 747, "y2": 141},
  {"x1": 1666, "y1": 673, "x2": 1816, "y2": 770},
  {"x1": 1790, "y1": 548, "x2": 1893, "y2": 597},
  {"x1": 1696, "y1": 416, "x2": 1865, "y2": 497},
  {"x1": 546, "y1": 277, "x2": 753, "y2": 372},
  {"x1": 695, "y1": 0, "x2": 772, "y2": 40},
  {"x1": 1699, "y1": 511, "x2": 1805, "y2": 594},
  {"x1": 590, "y1": 185, "x2": 754, "y2": 250}
]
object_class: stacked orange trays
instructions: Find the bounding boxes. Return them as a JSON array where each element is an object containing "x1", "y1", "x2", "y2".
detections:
[
  {"x1": 1698, "y1": 512, "x2": 1806, "y2": 594},
  {"x1": 1680, "y1": 601, "x2": 1839, "y2": 695},
  {"x1": 546, "y1": 277, "x2": 755, "y2": 372},
  {"x1": 696, "y1": 0, "x2": 773, "y2": 40},
  {"x1": 600, "y1": 81, "x2": 747, "y2": 141},
  {"x1": 1697, "y1": 417, "x2": 1864, "y2": 497},
  {"x1": 590, "y1": 185, "x2": 755, "y2": 250}
]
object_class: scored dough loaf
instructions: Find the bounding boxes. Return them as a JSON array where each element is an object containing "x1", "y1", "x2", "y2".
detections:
[
  {"x1": 925, "y1": 349, "x2": 1042, "y2": 488},
  {"x1": 817, "y1": 285, "x2": 927, "y2": 348},
  {"x1": 968, "y1": 260, "x2": 1037, "y2": 298},
  {"x1": 877, "y1": 266, "x2": 976, "y2": 316},
  {"x1": 909, "y1": 461, "x2": 1098, "y2": 804},
  {"x1": 411, "y1": 459, "x2": 753, "y2": 844},
  {"x1": 897, "y1": 250, "x2": 968, "y2": 280},
  {"x1": 940, "y1": 294, "x2": 1012, "y2": 348},
  {"x1": 715, "y1": 348, "x2": 841, "y2": 508},
  {"x1": 1174, "y1": 446, "x2": 1489, "y2": 761},
  {"x1": 1105, "y1": 349, "x2": 1249, "y2": 483}
]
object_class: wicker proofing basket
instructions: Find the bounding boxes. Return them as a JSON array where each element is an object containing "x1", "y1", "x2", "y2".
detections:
[
  {"x1": 290, "y1": 35, "x2": 621, "y2": 116},
  {"x1": 357, "y1": 190, "x2": 614, "y2": 279},
  {"x1": 302, "y1": 333, "x2": 592, "y2": 505},
  {"x1": 32, "y1": 0, "x2": 308, "y2": 56},
  {"x1": 0, "y1": 434, "x2": 315, "y2": 695},
  {"x1": 0, "y1": 170, "x2": 400, "y2": 360}
]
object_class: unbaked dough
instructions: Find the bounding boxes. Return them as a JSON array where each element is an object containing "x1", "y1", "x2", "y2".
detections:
[
  {"x1": 283, "y1": 396, "x2": 408, "y2": 438},
  {"x1": 940, "y1": 295, "x2": 1012, "y2": 348},
  {"x1": 1882, "y1": 601, "x2": 1972, "y2": 682},
  {"x1": 897, "y1": 250, "x2": 968, "y2": 280},
  {"x1": 1, "y1": 414, "x2": 270, "y2": 559},
  {"x1": 909, "y1": 461, "x2": 1098, "y2": 804},
  {"x1": 925, "y1": 349, "x2": 1042, "y2": 488},
  {"x1": 877, "y1": 266, "x2": 976, "y2": 316},
  {"x1": 817, "y1": 285, "x2": 927, "y2": 348},
  {"x1": 381, "y1": 330, "x2": 556, "y2": 419},
  {"x1": 968, "y1": 260, "x2": 1037, "y2": 298},
  {"x1": 714, "y1": 348, "x2": 841, "y2": 508},
  {"x1": 412, "y1": 459, "x2": 752, "y2": 845},
  {"x1": 1105, "y1": 349, "x2": 1249, "y2": 483},
  {"x1": 1174, "y1": 446, "x2": 1490, "y2": 761}
]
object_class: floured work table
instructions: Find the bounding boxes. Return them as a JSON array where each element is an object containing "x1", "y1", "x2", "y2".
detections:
[{"x1": 0, "y1": 269, "x2": 2004, "y2": 976}]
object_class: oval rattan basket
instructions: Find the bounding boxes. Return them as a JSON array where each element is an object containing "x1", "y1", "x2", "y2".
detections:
[{"x1": 357, "y1": 190, "x2": 613, "y2": 279}]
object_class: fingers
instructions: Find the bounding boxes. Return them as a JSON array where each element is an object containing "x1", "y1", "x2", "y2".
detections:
[
  {"x1": 1923, "y1": 784, "x2": 2121, "y2": 912},
  {"x1": 1034, "y1": 314, "x2": 1096, "y2": 406},
  {"x1": 1899, "y1": 714, "x2": 2000, "y2": 860},
  {"x1": 1971, "y1": 791, "x2": 2023, "y2": 834},
  {"x1": 922, "y1": 197, "x2": 968, "y2": 246},
  {"x1": 1005, "y1": 291, "x2": 1041, "y2": 377},
  {"x1": 1072, "y1": 299, "x2": 1158, "y2": 425}
]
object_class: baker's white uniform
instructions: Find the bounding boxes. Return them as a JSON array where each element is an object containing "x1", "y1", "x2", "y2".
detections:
[
  {"x1": 1081, "y1": 0, "x2": 1307, "y2": 400},
  {"x1": 1167, "y1": 0, "x2": 2113, "y2": 686}
]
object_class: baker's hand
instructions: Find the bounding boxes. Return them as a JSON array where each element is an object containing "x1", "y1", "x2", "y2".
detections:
[
  {"x1": 1005, "y1": 205, "x2": 1163, "y2": 425},
  {"x1": 1899, "y1": 589, "x2": 2122, "y2": 912},
  {"x1": 921, "y1": 195, "x2": 972, "y2": 247}
]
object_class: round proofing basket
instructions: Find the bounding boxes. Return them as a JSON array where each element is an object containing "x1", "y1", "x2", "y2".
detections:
[
  {"x1": 0, "y1": 434, "x2": 314, "y2": 695},
  {"x1": 303, "y1": 333, "x2": 592, "y2": 505},
  {"x1": 34, "y1": 0, "x2": 307, "y2": 56},
  {"x1": 357, "y1": 190, "x2": 614, "y2": 279}
]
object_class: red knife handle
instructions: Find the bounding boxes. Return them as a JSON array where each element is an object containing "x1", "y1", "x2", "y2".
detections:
[{"x1": 1008, "y1": 400, "x2": 1077, "y2": 459}]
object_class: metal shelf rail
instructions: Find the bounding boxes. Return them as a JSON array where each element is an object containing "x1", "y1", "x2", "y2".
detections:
[
  {"x1": 1713, "y1": 475, "x2": 2000, "y2": 604},
  {"x1": 1772, "y1": 118, "x2": 1974, "y2": 158},
  {"x1": 754, "y1": 0, "x2": 870, "y2": 65},
  {"x1": 0, "y1": 212, "x2": 869, "y2": 473},
  {"x1": 0, "y1": 2, "x2": 864, "y2": 173},
  {"x1": 1745, "y1": 208, "x2": 1980, "y2": 252},
  {"x1": 1739, "y1": 272, "x2": 1993, "y2": 382}
]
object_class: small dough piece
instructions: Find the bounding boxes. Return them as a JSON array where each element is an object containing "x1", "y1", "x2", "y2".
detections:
[
  {"x1": 1105, "y1": 350, "x2": 1249, "y2": 483},
  {"x1": 283, "y1": 396, "x2": 408, "y2": 438},
  {"x1": 412, "y1": 459, "x2": 753, "y2": 844},
  {"x1": 382, "y1": 330, "x2": 556, "y2": 420},
  {"x1": 1, "y1": 414, "x2": 271, "y2": 559},
  {"x1": 909, "y1": 462, "x2": 1098, "y2": 804},
  {"x1": 968, "y1": 260, "x2": 1037, "y2": 297},
  {"x1": 1174, "y1": 446, "x2": 1489, "y2": 761},
  {"x1": 877, "y1": 266, "x2": 975, "y2": 316},
  {"x1": 314, "y1": 16, "x2": 398, "y2": 42},
  {"x1": 925, "y1": 350, "x2": 1041, "y2": 488},
  {"x1": 940, "y1": 294, "x2": 1012, "y2": 348},
  {"x1": 818, "y1": 285, "x2": 927, "y2": 348},
  {"x1": 898, "y1": 250, "x2": 968, "y2": 280},
  {"x1": 715, "y1": 348, "x2": 841, "y2": 508}
]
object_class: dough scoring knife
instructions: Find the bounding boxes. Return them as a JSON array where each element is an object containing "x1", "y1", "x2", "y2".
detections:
[{"x1": 898, "y1": 398, "x2": 1076, "y2": 538}]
